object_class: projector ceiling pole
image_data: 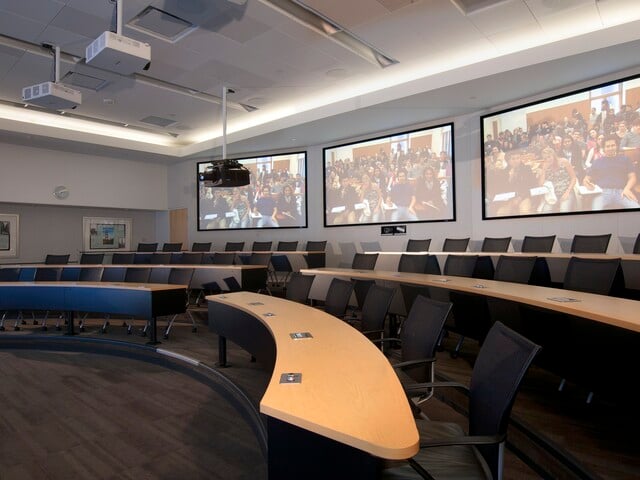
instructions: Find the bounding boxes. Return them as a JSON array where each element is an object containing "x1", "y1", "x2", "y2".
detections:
[
  {"x1": 116, "y1": 0, "x2": 123, "y2": 35},
  {"x1": 54, "y1": 45, "x2": 60, "y2": 83},
  {"x1": 222, "y1": 86, "x2": 228, "y2": 160}
]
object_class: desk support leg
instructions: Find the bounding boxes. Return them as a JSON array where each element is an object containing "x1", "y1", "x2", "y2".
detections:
[
  {"x1": 146, "y1": 316, "x2": 161, "y2": 345},
  {"x1": 64, "y1": 311, "x2": 76, "y2": 336},
  {"x1": 216, "y1": 336, "x2": 229, "y2": 367}
]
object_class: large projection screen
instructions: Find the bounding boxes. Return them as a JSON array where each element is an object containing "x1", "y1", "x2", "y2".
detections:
[
  {"x1": 323, "y1": 123, "x2": 455, "y2": 227},
  {"x1": 482, "y1": 75, "x2": 640, "y2": 220},
  {"x1": 197, "y1": 152, "x2": 307, "y2": 231}
]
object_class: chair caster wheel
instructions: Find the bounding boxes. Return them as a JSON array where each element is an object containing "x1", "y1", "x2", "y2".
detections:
[
  {"x1": 41, "y1": 326, "x2": 48, "y2": 331},
  {"x1": 191, "y1": 327, "x2": 197, "y2": 333}
]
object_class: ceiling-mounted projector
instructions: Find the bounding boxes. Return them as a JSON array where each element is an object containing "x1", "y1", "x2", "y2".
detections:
[
  {"x1": 86, "y1": 31, "x2": 150, "y2": 75},
  {"x1": 198, "y1": 160, "x2": 250, "y2": 187},
  {"x1": 22, "y1": 81, "x2": 81, "y2": 110}
]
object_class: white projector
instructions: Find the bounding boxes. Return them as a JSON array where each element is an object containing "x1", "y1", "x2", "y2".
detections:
[
  {"x1": 86, "y1": 31, "x2": 151, "y2": 75},
  {"x1": 21, "y1": 81, "x2": 82, "y2": 110}
]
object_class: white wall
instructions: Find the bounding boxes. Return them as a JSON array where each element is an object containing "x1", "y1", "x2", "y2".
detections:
[{"x1": 0, "y1": 143, "x2": 167, "y2": 210}]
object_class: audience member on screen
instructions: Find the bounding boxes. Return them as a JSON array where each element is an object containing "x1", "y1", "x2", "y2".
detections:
[
  {"x1": 495, "y1": 151, "x2": 538, "y2": 216},
  {"x1": 385, "y1": 170, "x2": 417, "y2": 221},
  {"x1": 621, "y1": 119, "x2": 640, "y2": 148},
  {"x1": 537, "y1": 147, "x2": 577, "y2": 213},
  {"x1": 414, "y1": 167, "x2": 446, "y2": 218},
  {"x1": 358, "y1": 174, "x2": 383, "y2": 223},
  {"x1": 254, "y1": 186, "x2": 279, "y2": 227},
  {"x1": 276, "y1": 185, "x2": 300, "y2": 227},
  {"x1": 582, "y1": 135, "x2": 639, "y2": 210},
  {"x1": 230, "y1": 188, "x2": 251, "y2": 228}
]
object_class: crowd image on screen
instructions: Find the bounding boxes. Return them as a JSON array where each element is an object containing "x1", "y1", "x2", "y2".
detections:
[
  {"x1": 324, "y1": 126, "x2": 454, "y2": 226},
  {"x1": 198, "y1": 154, "x2": 306, "y2": 230},
  {"x1": 483, "y1": 83, "x2": 640, "y2": 218}
]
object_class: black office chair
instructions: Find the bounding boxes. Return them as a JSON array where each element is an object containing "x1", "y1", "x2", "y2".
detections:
[
  {"x1": 179, "y1": 252, "x2": 204, "y2": 265},
  {"x1": 318, "y1": 278, "x2": 354, "y2": 318},
  {"x1": 150, "y1": 252, "x2": 171, "y2": 264},
  {"x1": 442, "y1": 237, "x2": 469, "y2": 252},
  {"x1": 79, "y1": 253, "x2": 104, "y2": 264},
  {"x1": 162, "y1": 242, "x2": 183, "y2": 252},
  {"x1": 303, "y1": 252, "x2": 326, "y2": 268},
  {"x1": 34, "y1": 267, "x2": 63, "y2": 331},
  {"x1": 570, "y1": 234, "x2": 611, "y2": 253},
  {"x1": 246, "y1": 252, "x2": 272, "y2": 266},
  {"x1": 398, "y1": 254, "x2": 430, "y2": 274},
  {"x1": 360, "y1": 241, "x2": 381, "y2": 252},
  {"x1": 204, "y1": 252, "x2": 235, "y2": 264},
  {"x1": 305, "y1": 240, "x2": 327, "y2": 251},
  {"x1": 100, "y1": 267, "x2": 127, "y2": 282},
  {"x1": 277, "y1": 241, "x2": 298, "y2": 251},
  {"x1": 162, "y1": 268, "x2": 196, "y2": 339},
  {"x1": 634, "y1": 233, "x2": 640, "y2": 254},
  {"x1": 101, "y1": 267, "x2": 151, "y2": 334},
  {"x1": 137, "y1": 243, "x2": 158, "y2": 252},
  {"x1": 0, "y1": 268, "x2": 21, "y2": 331},
  {"x1": 225, "y1": 241, "x2": 245, "y2": 251},
  {"x1": 374, "y1": 295, "x2": 452, "y2": 402},
  {"x1": 270, "y1": 254, "x2": 293, "y2": 286},
  {"x1": 191, "y1": 242, "x2": 212, "y2": 252},
  {"x1": 352, "y1": 253, "x2": 378, "y2": 270},
  {"x1": 348, "y1": 285, "x2": 395, "y2": 342},
  {"x1": 45, "y1": 254, "x2": 70, "y2": 264},
  {"x1": 76, "y1": 267, "x2": 105, "y2": 331},
  {"x1": 383, "y1": 322, "x2": 540, "y2": 480},
  {"x1": 133, "y1": 253, "x2": 153, "y2": 264},
  {"x1": 284, "y1": 273, "x2": 315, "y2": 304},
  {"x1": 480, "y1": 236, "x2": 511, "y2": 252},
  {"x1": 406, "y1": 239, "x2": 431, "y2": 252},
  {"x1": 252, "y1": 241, "x2": 272, "y2": 251},
  {"x1": 521, "y1": 235, "x2": 555, "y2": 253},
  {"x1": 111, "y1": 253, "x2": 135, "y2": 264}
]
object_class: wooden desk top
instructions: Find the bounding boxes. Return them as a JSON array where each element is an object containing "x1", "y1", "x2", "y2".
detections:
[
  {"x1": 0, "y1": 264, "x2": 265, "y2": 270},
  {"x1": 302, "y1": 268, "x2": 640, "y2": 333},
  {"x1": 0, "y1": 281, "x2": 186, "y2": 291},
  {"x1": 373, "y1": 251, "x2": 640, "y2": 261},
  {"x1": 207, "y1": 291, "x2": 419, "y2": 460}
]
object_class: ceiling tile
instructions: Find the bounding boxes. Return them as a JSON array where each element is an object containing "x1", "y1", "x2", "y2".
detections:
[
  {"x1": 215, "y1": 15, "x2": 271, "y2": 44},
  {"x1": 298, "y1": 0, "x2": 391, "y2": 29},
  {"x1": 597, "y1": 0, "x2": 640, "y2": 26},
  {"x1": 535, "y1": 3, "x2": 602, "y2": 38},
  {"x1": 468, "y1": 0, "x2": 535, "y2": 36},
  {"x1": 524, "y1": 0, "x2": 593, "y2": 17},
  {"x1": 35, "y1": 25, "x2": 92, "y2": 58},
  {"x1": 0, "y1": 12, "x2": 47, "y2": 43},
  {"x1": 0, "y1": 0, "x2": 65, "y2": 25},
  {"x1": 377, "y1": 0, "x2": 419, "y2": 12},
  {"x1": 50, "y1": 5, "x2": 111, "y2": 39}
]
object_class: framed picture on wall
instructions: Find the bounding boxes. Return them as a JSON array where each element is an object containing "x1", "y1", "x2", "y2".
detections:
[
  {"x1": 83, "y1": 217, "x2": 132, "y2": 251},
  {"x1": 0, "y1": 214, "x2": 19, "y2": 257},
  {"x1": 323, "y1": 123, "x2": 455, "y2": 227},
  {"x1": 197, "y1": 151, "x2": 308, "y2": 231},
  {"x1": 481, "y1": 73, "x2": 640, "y2": 220}
]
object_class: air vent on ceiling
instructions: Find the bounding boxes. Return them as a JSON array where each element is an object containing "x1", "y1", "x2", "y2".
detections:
[
  {"x1": 140, "y1": 115, "x2": 177, "y2": 127},
  {"x1": 128, "y1": 6, "x2": 197, "y2": 43},
  {"x1": 62, "y1": 72, "x2": 109, "y2": 91},
  {"x1": 449, "y1": 0, "x2": 511, "y2": 15}
]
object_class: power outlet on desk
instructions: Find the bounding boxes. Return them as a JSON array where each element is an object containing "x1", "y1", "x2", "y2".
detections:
[{"x1": 381, "y1": 225, "x2": 406, "y2": 236}]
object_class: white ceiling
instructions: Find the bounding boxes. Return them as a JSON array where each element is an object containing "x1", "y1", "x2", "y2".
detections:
[{"x1": 0, "y1": 0, "x2": 640, "y2": 162}]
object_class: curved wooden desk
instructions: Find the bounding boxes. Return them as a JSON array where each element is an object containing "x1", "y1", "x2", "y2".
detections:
[
  {"x1": 207, "y1": 291, "x2": 418, "y2": 479},
  {"x1": 0, "y1": 282, "x2": 186, "y2": 344},
  {"x1": 302, "y1": 267, "x2": 640, "y2": 333}
]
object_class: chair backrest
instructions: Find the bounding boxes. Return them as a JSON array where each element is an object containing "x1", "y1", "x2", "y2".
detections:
[
  {"x1": 79, "y1": 267, "x2": 104, "y2": 282},
  {"x1": 277, "y1": 241, "x2": 298, "y2": 251},
  {"x1": 400, "y1": 295, "x2": 452, "y2": 382},
  {"x1": 101, "y1": 267, "x2": 126, "y2": 282},
  {"x1": 563, "y1": 257, "x2": 623, "y2": 295},
  {"x1": 205, "y1": 252, "x2": 235, "y2": 265},
  {"x1": 124, "y1": 267, "x2": 151, "y2": 283},
  {"x1": 305, "y1": 240, "x2": 327, "y2": 252},
  {"x1": 271, "y1": 254, "x2": 293, "y2": 272},
  {"x1": 481, "y1": 237, "x2": 511, "y2": 252},
  {"x1": 351, "y1": 279, "x2": 375, "y2": 311},
  {"x1": 191, "y1": 242, "x2": 212, "y2": 252},
  {"x1": 285, "y1": 273, "x2": 315, "y2": 304},
  {"x1": 351, "y1": 253, "x2": 378, "y2": 270},
  {"x1": 134, "y1": 253, "x2": 153, "y2": 264},
  {"x1": 303, "y1": 253, "x2": 326, "y2": 268},
  {"x1": 152, "y1": 252, "x2": 172, "y2": 264},
  {"x1": 634, "y1": 233, "x2": 640, "y2": 254},
  {"x1": 493, "y1": 256, "x2": 537, "y2": 284},
  {"x1": 247, "y1": 252, "x2": 272, "y2": 266},
  {"x1": 225, "y1": 241, "x2": 245, "y2": 251},
  {"x1": 111, "y1": 253, "x2": 135, "y2": 264},
  {"x1": 45, "y1": 254, "x2": 70, "y2": 264},
  {"x1": 60, "y1": 268, "x2": 80, "y2": 281},
  {"x1": 137, "y1": 242, "x2": 158, "y2": 252},
  {"x1": 0, "y1": 267, "x2": 21, "y2": 281},
  {"x1": 397, "y1": 254, "x2": 430, "y2": 274},
  {"x1": 161, "y1": 242, "x2": 181, "y2": 252},
  {"x1": 324, "y1": 278, "x2": 355, "y2": 317},
  {"x1": 570, "y1": 234, "x2": 611, "y2": 253},
  {"x1": 360, "y1": 285, "x2": 395, "y2": 333},
  {"x1": 223, "y1": 276, "x2": 242, "y2": 292},
  {"x1": 360, "y1": 241, "x2": 381, "y2": 252},
  {"x1": 80, "y1": 253, "x2": 104, "y2": 264},
  {"x1": 180, "y1": 252, "x2": 204, "y2": 265},
  {"x1": 252, "y1": 241, "x2": 272, "y2": 251},
  {"x1": 521, "y1": 235, "x2": 555, "y2": 253},
  {"x1": 406, "y1": 239, "x2": 431, "y2": 252},
  {"x1": 167, "y1": 267, "x2": 194, "y2": 286},
  {"x1": 443, "y1": 254, "x2": 478, "y2": 277},
  {"x1": 442, "y1": 237, "x2": 470, "y2": 252},
  {"x1": 468, "y1": 322, "x2": 540, "y2": 480},
  {"x1": 35, "y1": 267, "x2": 61, "y2": 281}
]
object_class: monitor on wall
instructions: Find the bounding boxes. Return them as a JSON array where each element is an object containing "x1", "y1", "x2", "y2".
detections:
[
  {"x1": 197, "y1": 151, "x2": 307, "y2": 231},
  {"x1": 481, "y1": 74, "x2": 640, "y2": 220},
  {"x1": 323, "y1": 123, "x2": 455, "y2": 227}
]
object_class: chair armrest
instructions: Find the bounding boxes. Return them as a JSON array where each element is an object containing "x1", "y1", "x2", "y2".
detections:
[
  {"x1": 371, "y1": 336, "x2": 401, "y2": 345},
  {"x1": 420, "y1": 433, "x2": 506, "y2": 449},
  {"x1": 404, "y1": 381, "x2": 470, "y2": 396},
  {"x1": 392, "y1": 358, "x2": 435, "y2": 370},
  {"x1": 361, "y1": 328, "x2": 385, "y2": 337}
]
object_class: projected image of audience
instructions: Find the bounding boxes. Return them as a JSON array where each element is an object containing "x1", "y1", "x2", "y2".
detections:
[
  {"x1": 323, "y1": 123, "x2": 455, "y2": 227},
  {"x1": 482, "y1": 76, "x2": 640, "y2": 219},
  {"x1": 197, "y1": 152, "x2": 307, "y2": 231}
]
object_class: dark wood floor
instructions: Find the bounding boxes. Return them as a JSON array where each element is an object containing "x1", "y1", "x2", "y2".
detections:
[{"x1": 0, "y1": 308, "x2": 638, "y2": 479}]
